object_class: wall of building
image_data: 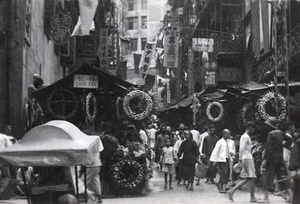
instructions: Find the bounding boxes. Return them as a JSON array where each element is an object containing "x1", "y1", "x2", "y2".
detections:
[{"x1": 7, "y1": 0, "x2": 62, "y2": 138}]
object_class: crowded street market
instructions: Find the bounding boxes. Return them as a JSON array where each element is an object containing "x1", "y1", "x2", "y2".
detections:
[{"x1": 0, "y1": 0, "x2": 300, "y2": 204}]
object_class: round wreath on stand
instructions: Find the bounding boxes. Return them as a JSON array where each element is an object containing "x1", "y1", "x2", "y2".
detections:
[
  {"x1": 190, "y1": 94, "x2": 201, "y2": 125},
  {"x1": 258, "y1": 91, "x2": 286, "y2": 121},
  {"x1": 116, "y1": 97, "x2": 129, "y2": 124},
  {"x1": 110, "y1": 159, "x2": 145, "y2": 195},
  {"x1": 123, "y1": 90, "x2": 153, "y2": 121},
  {"x1": 86, "y1": 92, "x2": 97, "y2": 122},
  {"x1": 206, "y1": 101, "x2": 224, "y2": 122},
  {"x1": 240, "y1": 102, "x2": 262, "y2": 126},
  {"x1": 47, "y1": 89, "x2": 79, "y2": 119}
]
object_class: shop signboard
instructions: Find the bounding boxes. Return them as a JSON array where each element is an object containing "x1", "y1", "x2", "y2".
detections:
[
  {"x1": 218, "y1": 67, "x2": 243, "y2": 82},
  {"x1": 202, "y1": 60, "x2": 218, "y2": 89},
  {"x1": 163, "y1": 26, "x2": 180, "y2": 68},
  {"x1": 192, "y1": 38, "x2": 214, "y2": 52},
  {"x1": 73, "y1": 74, "x2": 99, "y2": 89}
]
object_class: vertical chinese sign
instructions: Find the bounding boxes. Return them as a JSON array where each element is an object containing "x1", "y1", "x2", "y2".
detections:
[
  {"x1": 140, "y1": 43, "x2": 156, "y2": 77},
  {"x1": 99, "y1": 28, "x2": 109, "y2": 71},
  {"x1": 163, "y1": 27, "x2": 180, "y2": 68},
  {"x1": 202, "y1": 60, "x2": 218, "y2": 89}
]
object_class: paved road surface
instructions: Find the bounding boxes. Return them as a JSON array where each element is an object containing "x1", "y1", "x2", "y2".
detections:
[{"x1": 2, "y1": 169, "x2": 287, "y2": 204}]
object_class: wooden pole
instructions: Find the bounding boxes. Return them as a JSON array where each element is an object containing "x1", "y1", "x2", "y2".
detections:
[
  {"x1": 273, "y1": 2, "x2": 279, "y2": 119},
  {"x1": 21, "y1": 167, "x2": 31, "y2": 204},
  {"x1": 188, "y1": 47, "x2": 194, "y2": 96},
  {"x1": 283, "y1": 0, "x2": 290, "y2": 119}
]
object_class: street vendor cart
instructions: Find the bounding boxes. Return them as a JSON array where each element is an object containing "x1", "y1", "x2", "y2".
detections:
[{"x1": 0, "y1": 120, "x2": 101, "y2": 204}]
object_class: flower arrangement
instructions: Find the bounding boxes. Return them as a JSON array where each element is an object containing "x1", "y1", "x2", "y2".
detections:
[
  {"x1": 123, "y1": 90, "x2": 153, "y2": 121},
  {"x1": 258, "y1": 91, "x2": 286, "y2": 121},
  {"x1": 86, "y1": 92, "x2": 97, "y2": 122},
  {"x1": 47, "y1": 89, "x2": 79, "y2": 120},
  {"x1": 206, "y1": 101, "x2": 224, "y2": 122},
  {"x1": 110, "y1": 159, "x2": 145, "y2": 194},
  {"x1": 100, "y1": 134, "x2": 120, "y2": 161},
  {"x1": 190, "y1": 94, "x2": 201, "y2": 125}
]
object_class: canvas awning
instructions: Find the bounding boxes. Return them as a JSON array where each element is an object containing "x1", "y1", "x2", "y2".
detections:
[
  {"x1": 229, "y1": 81, "x2": 270, "y2": 93},
  {"x1": 0, "y1": 120, "x2": 100, "y2": 167}
]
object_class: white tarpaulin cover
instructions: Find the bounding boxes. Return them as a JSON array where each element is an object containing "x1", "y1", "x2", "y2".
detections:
[{"x1": 0, "y1": 120, "x2": 100, "y2": 167}]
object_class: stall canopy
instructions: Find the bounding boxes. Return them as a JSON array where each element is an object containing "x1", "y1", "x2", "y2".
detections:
[
  {"x1": 0, "y1": 120, "x2": 100, "y2": 167},
  {"x1": 229, "y1": 81, "x2": 270, "y2": 93}
]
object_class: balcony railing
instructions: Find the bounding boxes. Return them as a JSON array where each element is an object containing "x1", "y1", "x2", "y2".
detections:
[{"x1": 254, "y1": 23, "x2": 300, "y2": 81}]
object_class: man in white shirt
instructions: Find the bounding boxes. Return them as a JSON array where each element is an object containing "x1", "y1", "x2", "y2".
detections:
[
  {"x1": 227, "y1": 121, "x2": 257, "y2": 202},
  {"x1": 139, "y1": 128, "x2": 148, "y2": 146},
  {"x1": 146, "y1": 125, "x2": 157, "y2": 149},
  {"x1": 210, "y1": 129, "x2": 230, "y2": 193},
  {"x1": 190, "y1": 124, "x2": 201, "y2": 148},
  {"x1": 199, "y1": 126, "x2": 210, "y2": 155}
]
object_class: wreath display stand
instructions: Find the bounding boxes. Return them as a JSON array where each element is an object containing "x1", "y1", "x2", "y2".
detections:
[
  {"x1": 47, "y1": 89, "x2": 79, "y2": 120},
  {"x1": 240, "y1": 102, "x2": 262, "y2": 126},
  {"x1": 123, "y1": 90, "x2": 153, "y2": 121},
  {"x1": 110, "y1": 159, "x2": 145, "y2": 195},
  {"x1": 85, "y1": 92, "x2": 97, "y2": 123},
  {"x1": 190, "y1": 94, "x2": 201, "y2": 125},
  {"x1": 206, "y1": 101, "x2": 224, "y2": 122},
  {"x1": 258, "y1": 91, "x2": 286, "y2": 121}
]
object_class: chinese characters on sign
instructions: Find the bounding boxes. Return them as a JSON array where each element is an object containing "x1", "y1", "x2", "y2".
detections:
[
  {"x1": 51, "y1": 27, "x2": 70, "y2": 45},
  {"x1": 203, "y1": 60, "x2": 218, "y2": 89},
  {"x1": 98, "y1": 28, "x2": 109, "y2": 71},
  {"x1": 50, "y1": 14, "x2": 72, "y2": 45},
  {"x1": 163, "y1": 26, "x2": 180, "y2": 68},
  {"x1": 192, "y1": 38, "x2": 214, "y2": 52},
  {"x1": 140, "y1": 43, "x2": 156, "y2": 76},
  {"x1": 73, "y1": 75, "x2": 99, "y2": 89}
]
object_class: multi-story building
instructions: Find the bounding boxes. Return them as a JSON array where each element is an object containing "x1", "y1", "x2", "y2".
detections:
[
  {"x1": 118, "y1": 0, "x2": 170, "y2": 82},
  {"x1": 167, "y1": 0, "x2": 300, "y2": 92}
]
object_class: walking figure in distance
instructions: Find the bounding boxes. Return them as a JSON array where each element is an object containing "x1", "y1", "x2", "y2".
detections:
[
  {"x1": 227, "y1": 121, "x2": 257, "y2": 202},
  {"x1": 160, "y1": 138, "x2": 177, "y2": 189}
]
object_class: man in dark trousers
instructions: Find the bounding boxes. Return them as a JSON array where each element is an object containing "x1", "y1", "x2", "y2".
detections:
[
  {"x1": 258, "y1": 117, "x2": 293, "y2": 203},
  {"x1": 178, "y1": 131, "x2": 200, "y2": 190},
  {"x1": 289, "y1": 131, "x2": 300, "y2": 204}
]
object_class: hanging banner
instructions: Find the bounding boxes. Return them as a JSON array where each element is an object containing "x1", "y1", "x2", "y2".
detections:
[
  {"x1": 192, "y1": 38, "x2": 214, "y2": 52},
  {"x1": 140, "y1": 43, "x2": 156, "y2": 75},
  {"x1": 202, "y1": 60, "x2": 218, "y2": 89},
  {"x1": 133, "y1": 54, "x2": 142, "y2": 74},
  {"x1": 98, "y1": 28, "x2": 109, "y2": 71},
  {"x1": 163, "y1": 26, "x2": 180, "y2": 68}
]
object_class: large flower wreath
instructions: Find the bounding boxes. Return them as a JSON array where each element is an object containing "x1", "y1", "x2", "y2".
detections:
[
  {"x1": 86, "y1": 92, "x2": 97, "y2": 122},
  {"x1": 240, "y1": 102, "x2": 262, "y2": 126},
  {"x1": 206, "y1": 101, "x2": 224, "y2": 122},
  {"x1": 111, "y1": 159, "x2": 145, "y2": 193},
  {"x1": 123, "y1": 90, "x2": 153, "y2": 121},
  {"x1": 258, "y1": 91, "x2": 286, "y2": 121}
]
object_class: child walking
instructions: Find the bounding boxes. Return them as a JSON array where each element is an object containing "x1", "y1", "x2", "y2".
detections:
[{"x1": 160, "y1": 139, "x2": 177, "y2": 189}]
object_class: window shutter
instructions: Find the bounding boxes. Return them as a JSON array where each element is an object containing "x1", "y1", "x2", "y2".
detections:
[{"x1": 44, "y1": 0, "x2": 55, "y2": 40}]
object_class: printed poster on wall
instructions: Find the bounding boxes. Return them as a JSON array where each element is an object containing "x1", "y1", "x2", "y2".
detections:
[{"x1": 163, "y1": 26, "x2": 180, "y2": 68}]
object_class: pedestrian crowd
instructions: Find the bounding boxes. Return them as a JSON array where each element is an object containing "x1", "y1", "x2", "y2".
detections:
[{"x1": 139, "y1": 116, "x2": 300, "y2": 204}]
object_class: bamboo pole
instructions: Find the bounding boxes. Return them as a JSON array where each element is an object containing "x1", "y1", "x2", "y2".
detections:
[
  {"x1": 283, "y1": 0, "x2": 290, "y2": 119},
  {"x1": 273, "y1": 2, "x2": 279, "y2": 119}
]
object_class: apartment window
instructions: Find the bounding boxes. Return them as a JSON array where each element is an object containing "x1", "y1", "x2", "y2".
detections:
[
  {"x1": 142, "y1": 16, "x2": 147, "y2": 29},
  {"x1": 131, "y1": 39, "x2": 138, "y2": 51},
  {"x1": 141, "y1": 38, "x2": 147, "y2": 50},
  {"x1": 128, "y1": 17, "x2": 138, "y2": 30},
  {"x1": 141, "y1": 0, "x2": 147, "y2": 10},
  {"x1": 128, "y1": 0, "x2": 137, "y2": 11}
]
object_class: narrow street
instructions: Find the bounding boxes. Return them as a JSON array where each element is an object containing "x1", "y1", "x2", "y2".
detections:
[{"x1": 3, "y1": 168, "x2": 287, "y2": 204}]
